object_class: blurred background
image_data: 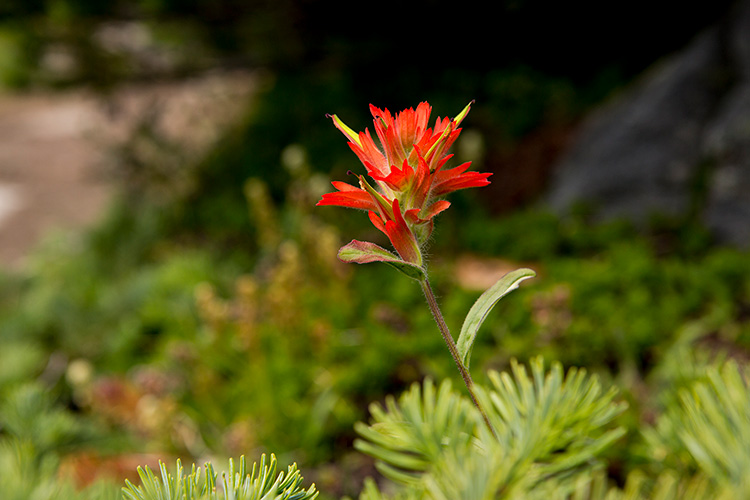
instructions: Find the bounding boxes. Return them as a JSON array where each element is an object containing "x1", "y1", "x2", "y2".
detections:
[{"x1": 0, "y1": 0, "x2": 749, "y2": 498}]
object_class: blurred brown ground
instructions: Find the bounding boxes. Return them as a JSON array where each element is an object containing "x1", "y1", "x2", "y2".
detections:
[
  {"x1": 0, "y1": 91, "x2": 111, "y2": 268},
  {"x1": 0, "y1": 71, "x2": 255, "y2": 269}
]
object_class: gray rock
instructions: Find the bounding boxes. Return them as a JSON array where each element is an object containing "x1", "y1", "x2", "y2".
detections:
[
  {"x1": 546, "y1": 28, "x2": 727, "y2": 221},
  {"x1": 702, "y1": 2, "x2": 750, "y2": 246},
  {"x1": 545, "y1": 1, "x2": 750, "y2": 247}
]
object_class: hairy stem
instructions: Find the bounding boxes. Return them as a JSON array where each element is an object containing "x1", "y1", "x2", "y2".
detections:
[{"x1": 420, "y1": 279, "x2": 498, "y2": 439}]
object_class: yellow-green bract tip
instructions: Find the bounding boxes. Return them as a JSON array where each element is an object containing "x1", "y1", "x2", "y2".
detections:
[
  {"x1": 329, "y1": 113, "x2": 361, "y2": 147},
  {"x1": 453, "y1": 100, "x2": 474, "y2": 125}
]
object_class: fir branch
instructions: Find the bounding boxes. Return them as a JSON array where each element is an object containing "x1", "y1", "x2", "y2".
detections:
[
  {"x1": 355, "y1": 358, "x2": 627, "y2": 499},
  {"x1": 122, "y1": 454, "x2": 318, "y2": 500}
]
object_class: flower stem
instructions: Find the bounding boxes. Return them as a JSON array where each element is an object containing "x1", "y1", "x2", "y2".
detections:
[{"x1": 420, "y1": 278, "x2": 498, "y2": 439}]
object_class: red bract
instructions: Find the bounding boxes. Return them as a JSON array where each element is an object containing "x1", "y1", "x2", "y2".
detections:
[{"x1": 317, "y1": 101, "x2": 491, "y2": 268}]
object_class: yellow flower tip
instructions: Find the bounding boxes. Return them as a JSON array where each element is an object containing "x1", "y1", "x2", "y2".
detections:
[
  {"x1": 453, "y1": 100, "x2": 474, "y2": 125},
  {"x1": 329, "y1": 113, "x2": 362, "y2": 147}
]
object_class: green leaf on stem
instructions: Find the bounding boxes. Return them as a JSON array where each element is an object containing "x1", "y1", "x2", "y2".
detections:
[
  {"x1": 456, "y1": 268, "x2": 536, "y2": 368},
  {"x1": 338, "y1": 240, "x2": 426, "y2": 281}
]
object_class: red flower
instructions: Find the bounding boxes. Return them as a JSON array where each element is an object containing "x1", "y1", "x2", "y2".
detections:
[{"x1": 318, "y1": 102, "x2": 491, "y2": 269}]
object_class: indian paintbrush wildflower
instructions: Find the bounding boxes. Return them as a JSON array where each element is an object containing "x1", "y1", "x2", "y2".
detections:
[
  {"x1": 317, "y1": 101, "x2": 525, "y2": 438},
  {"x1": 317, "y1": 101, "x2": 491, "y2": 274}
]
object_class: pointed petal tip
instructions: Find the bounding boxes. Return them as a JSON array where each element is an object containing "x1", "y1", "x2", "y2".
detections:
[
  {"x1": 452, "y1": 100, "x2": 475, "y2": 126},
  {"x1": 330, "y1": 113, "x2": 362, "y2": 147}
]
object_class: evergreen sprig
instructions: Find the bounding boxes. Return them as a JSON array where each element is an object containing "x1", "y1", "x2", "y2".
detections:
[
  {"x1": 353, "y1": 378, "x2": 476, "y2": 485},
  {"x1": 476, "y1": 358, "x2": 627, "y2": 487},
  {"x1": 644, "y1": 360, "x2": 750, "y2": 496},
  {"x1": 121, "y1": 454, "x2": 318, "y2": 500},
  {"x1": 354, "y1": 358, "x2": 627, "y2": 499}
]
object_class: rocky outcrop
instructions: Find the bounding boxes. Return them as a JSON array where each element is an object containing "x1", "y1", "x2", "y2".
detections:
[{"x1": 545, "y1": 1, "x2": 750, "y2": 247}]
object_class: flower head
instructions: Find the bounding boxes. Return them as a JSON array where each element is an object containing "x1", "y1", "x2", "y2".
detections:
[{"x1": 318, "y1": 102, "x2": 491, "y2": 273}]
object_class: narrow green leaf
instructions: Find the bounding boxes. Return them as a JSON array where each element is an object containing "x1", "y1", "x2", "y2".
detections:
[
  {"x1": 456, "y1": 268, "x2": 536, "y2": 368},
  {"x1": 337, "y1": 240, "x2": 426, "y2": 281}
]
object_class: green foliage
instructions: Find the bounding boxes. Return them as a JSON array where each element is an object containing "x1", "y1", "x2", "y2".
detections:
[
  {"x1": 353, "y1": 379, "x2": 475, "y2": 485},
  {"x1": 645, "y1": 360, "x2": 750, "y2": 494},
  {"x1": 0, "y1": 438, "x2": 120, "y2": 500},
  {"x1": 122, "y1": 455, "x2": 318, "y2": 500},
  {"x1": 355, "y1": 358, "x2": 626, "y2": 499},
  {"x1": 337, "y1": 240, "x2": 427, "y2": 281},
  {"x1": 3, "y1": 240, "x2": 226, "y2": 370},
  {"x1": 481, "y1": 67, "x2": 579, "y2": 140},
  {"x1": 352, "y1": 359, "x2": 750, "y2": 500},
  {"x1": 0, "y1": 26, "x2": 31, "y2": 87},
  {"x1": 478, "y1": 359, "x2": 627, "y2": 484},
  {"x1": 0, "y1": 377, "x2": 120, "y2": 499},
  {"x1": 457, "y1": 268, "x2": 536, "y2": 368},
  {"x1": 0, "y1": 341, "x2": 45, "y2": 390},
  {"x1": 0, "y1": 438, "x2": 69, "y2": 500},
  {"x1": 448, "y1": 210, "x2": 750, "y2": 375},
  {"x1": 0, "y1": 383, "x2": 98, "y2": 456}
]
